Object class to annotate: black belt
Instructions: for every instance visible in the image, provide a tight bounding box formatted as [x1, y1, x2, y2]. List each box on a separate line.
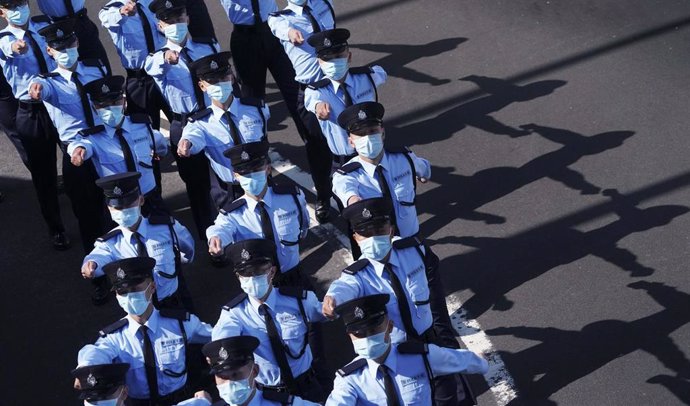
[332, 153, 358, 166]
[52, 8, 87, 21]
[18, 100, 43, 112]
[233, 21, 269, 33]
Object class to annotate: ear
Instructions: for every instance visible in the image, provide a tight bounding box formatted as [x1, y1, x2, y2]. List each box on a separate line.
[138, 195, 145, 206]
[0, 9, 7, 19]
[348, 134, 356, 148]
[198, 80, 207, 92]
[46, 46, 55, 57]
[347, 51, 352, 63]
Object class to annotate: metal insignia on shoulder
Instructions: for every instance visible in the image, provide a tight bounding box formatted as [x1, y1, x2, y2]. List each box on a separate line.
[101, 84, 110, 93]
[86, 373, 97, 387]
[218, 346, 228, 361]
[210, 60, 218, 70]
[116, 267, 126, 280]
[241, 249, 251, 261]
[113, 186, 122, 196]
[165, 0, 173, 8]
[358, 110, 367, 120]
[241, 151, 250, 161]
[354, 306, 364, 319]
[56, 29, 64, 38]
[323, 38, 331, 47]
[362, 208, 372, 219]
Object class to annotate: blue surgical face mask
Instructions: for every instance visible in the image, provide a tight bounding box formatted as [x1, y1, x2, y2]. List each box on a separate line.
[116, 284, 152, 316]
[237, 171, 268, 196]
[217, 377, 254, 405]
[206, 81, 233, 104]
[288, 0, 307, 5]
[353, 132, 384, 159]
[55, 46, 79, 68]
[239, 273, 271, 299]
[320, 57, 349, 80]
[163, 22, 188, 44]
[110, 206, 141, 228]
[6, 4, 30, 26]
[97, 105, 125, 128]
[358, 234, 392, 261]
[352, 331, 390, 359]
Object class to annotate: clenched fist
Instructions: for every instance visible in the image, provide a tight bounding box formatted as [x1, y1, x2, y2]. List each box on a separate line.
[165, 50, 180, 65]
[322, 295, 337, 319]
[315, 102, 331, 120]
[208, 236, 223, 256]
[288, 28, 304, 45]
[177, 139, 192, 157]
[29, 82, 43, 100]
[12, 39, 28, 55]
[81, 261, 97, 279]
[71, 147, 86, 166]
[120, 2, 137, 16]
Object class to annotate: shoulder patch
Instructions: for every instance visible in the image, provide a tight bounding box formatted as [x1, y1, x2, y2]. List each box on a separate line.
[159, 308, 191, 321]
[336, 162, 362, 175]
[337, 358, 367, 377]
[392, 236, 423, 250]
[396, 341, 429, 355]
[349, 66, 374, 75]
[187, 107, 212, 123]
[271, 183, 299, 196]
[222, 198, 247, 213]
[148, 214, 175, 226]
[238, 96, 264, 108]
[343, 259, 370, 275]
[262, 387, 294, 404]
[385, 145, 412, 154]
[307, 78, 331, 90]
[0, 32, 12, 40]
[102, 2, 125, 10]
[97, 229, 123, 242]
[98, 318, 127, 338]
[128, 113, 151, 124]
[278, 287, 308, 299]
[268, 9, 294, 17]
[222, 292, 248, 311]
[38, 72, 60, 79]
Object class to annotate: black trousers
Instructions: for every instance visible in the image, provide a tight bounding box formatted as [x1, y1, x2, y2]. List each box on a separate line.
[14, 102, 65, 235]
[208, 166, 243, 211]
[125, 73, 173, 130]
[186, 0, 217, 40]
[297, 86, 334, 202]
[0, 96, 29, 169]
[70, 11, 112, 73]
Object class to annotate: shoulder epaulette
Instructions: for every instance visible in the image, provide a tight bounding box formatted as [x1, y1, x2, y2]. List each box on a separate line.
[98, 318, 127, 338]
[239, 96, 264, 108]
[148, 214, 175, 226]
[128, 113, 151, 124]
[392, 236, 423, 250]
[349, 66, 374, 75]
[187, 107, 212, 123]
[278, 287, 308, 299]
[271, 183, 299, 195]
[153, 47, 169, 56]
[101, 2, 124, 10]
[269, 9, 294, 17]
[0, 32, 12, 39]
[160, 308, 191, 321]
[96, 229, 123, 242]
[262, 387, 294, 404]
[337, 358, 367, 377]
[222, 198, 247, 214]
[336, 161, 362, 175]
[222, 292, 248, 310]
[397, 341, 429, 355]
[80, 58, 106, 68]
[307, 78, 330, 90]
[38, 72, 60, 79]
[30, 15, 52, 24]
[78, 125, 106, 137]
[343, 259, 370, 275]
[385, 145, 412, 154]
[192, 36, 216, 45]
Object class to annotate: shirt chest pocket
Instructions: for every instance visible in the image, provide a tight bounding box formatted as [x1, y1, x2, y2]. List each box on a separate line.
[157, 337, 185, 367]
[404, 266, 431, 317]
[131, 135, 154, 167]
[276, 211, 300, 247]
[393, 180, 415, 218]
[399, 374, 429, 405]
[278, 317, 307, 355]
[151, 240, 177, 278]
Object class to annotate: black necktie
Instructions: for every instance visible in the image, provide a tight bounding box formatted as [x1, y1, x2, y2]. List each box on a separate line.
[139, 325, 160, 401]
[257, 201, 275, 242]
[72, 72, 95, 127]
[341, 83, 353, 107]
[259, 304, 297, 390]
[62, 0, 75, 15]
[133, 232, 149, 257]
[379, 364, 400, 406]
[223, 111, 242, 145]
[250, 0, 262, 25]
[136, 2, 156, 53]
[115, 127, 137, 172]
[385, 264, 418, 340]
[375, 165, 397, 229]
[302, 5, 321, 33]
[24, 31, 49, 74]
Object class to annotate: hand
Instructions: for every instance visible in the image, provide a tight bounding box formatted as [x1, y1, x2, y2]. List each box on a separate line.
[120, 2, 137, 16]
[322, 295, 337, 319]
[177, 139, 192, 157]
[29, 82, 43, 100]
[315, 102, 331, 120]
[347, 195, 362, 206]
[194, 391, 213, 403]
[81, 261, 97, 279]
[288, 28, 304, 45]
[416, 176, 428, 184]
[208, 236, 223, 256]
[71, 147, 86, 166]
[164, 50, 180, 65]
[12, 39, 28, 55]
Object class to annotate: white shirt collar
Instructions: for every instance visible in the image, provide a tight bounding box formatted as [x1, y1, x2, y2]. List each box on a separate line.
[244, 187, 275, 212]
[247, 286, 277, 312]
[365, 345, 398, 382]
[126, 308, 160, 336]
[119, 216, 149, 242]
[329, 72, 352, 93]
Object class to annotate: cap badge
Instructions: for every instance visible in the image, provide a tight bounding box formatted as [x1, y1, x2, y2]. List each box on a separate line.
[56, 29, 64, 38]
[165, 0, 173, 8]
[241, 151, 250, 161]
[241, 249, 251, 261]
[218, 346, 228, 361]
[210, 60, 219, 70]
[323, 37, 331, 47]
[113, 186, 123, 196]
[101, 84, 110, 93]
[362, 208, 372, 219]
[354, 306, 364, 320]
[358, 110, 367, 120]
[116, 267, 126, 280]
[86, 373, 97, 387]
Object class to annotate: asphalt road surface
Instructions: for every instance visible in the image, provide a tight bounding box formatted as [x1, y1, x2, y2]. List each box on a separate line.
[2, 0, 690, 405]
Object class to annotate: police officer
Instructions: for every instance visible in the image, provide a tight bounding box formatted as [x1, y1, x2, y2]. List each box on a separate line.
[0, 0, 69, 249]
[206, 140, 310, 288]
[30, 19, 111, 253]
[78, 257, 213, 406]
[70, 75, 169, 215]
[36, 0, 111, 73]
[99, 0, 170, 129]
[82, 172, 195, 309]
[179, 51, 269, 210]
[145, 0, 220, 240]
[327, 294, 488, 406]
[266, 0, 336, 223]
[304, 29, 387, 168]
[72, 362, 130, 405]
[203, 335, 321, 406]
[212, 239, 329, 403]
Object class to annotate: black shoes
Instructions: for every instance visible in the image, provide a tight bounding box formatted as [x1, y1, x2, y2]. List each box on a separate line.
[315, 199, 331, 224]
[52, 232, 71, 251]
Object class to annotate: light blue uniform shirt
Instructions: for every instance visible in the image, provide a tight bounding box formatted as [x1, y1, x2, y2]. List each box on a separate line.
[326, 343, 489, 406]
[30, 64, 107, 143]
[145, 39, 219, 114]
[267, 0, 335, 84]
[0, 22, 55, 100]
[36, 0, 85, 17]
[332, 150, 431, 238]
[99, 0, 166, 70]
[206, 187, 309, 273]
[220, 0, 278, 25]
[84, 217, 195, 300]
[304, 66, 387, 156]
[212, 288, 328, 387]
[67, 116, 169, 195]
[326, 239, 432, 344]
[77, 309, 213, 399]
[181, 101, 269, 183]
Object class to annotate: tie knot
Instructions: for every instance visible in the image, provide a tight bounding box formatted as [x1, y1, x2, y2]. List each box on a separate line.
[259, 303, 270, 315]
[138, 324, 149, 334]
[379, 364, 391, 374]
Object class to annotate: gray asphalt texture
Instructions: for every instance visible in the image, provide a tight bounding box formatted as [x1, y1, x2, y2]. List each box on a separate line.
[2, 0, 690, 405]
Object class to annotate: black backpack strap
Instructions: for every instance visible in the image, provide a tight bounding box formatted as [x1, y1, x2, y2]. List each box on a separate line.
[96, 228, 122, 242]
[307, 78, 330, 90]
[337, 358, 367, 377]
[343, 259, 370, 275]
[336, 161, 362, 175]
[222, 292, 248, 311]
[98, 318, 127, 338]
[386, 146, 417, 197]
[349, 66, 378, 101]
